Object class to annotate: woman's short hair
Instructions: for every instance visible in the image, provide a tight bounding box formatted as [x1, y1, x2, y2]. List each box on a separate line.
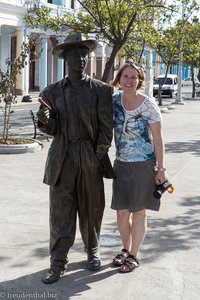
[110, 62, 145, 90]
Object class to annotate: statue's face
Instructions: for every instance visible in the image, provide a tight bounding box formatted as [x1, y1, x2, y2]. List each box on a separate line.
[64, 46, 89, 72]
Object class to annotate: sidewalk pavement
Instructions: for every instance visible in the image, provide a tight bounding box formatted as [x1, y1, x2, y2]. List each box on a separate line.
[0, 99, 200, 300]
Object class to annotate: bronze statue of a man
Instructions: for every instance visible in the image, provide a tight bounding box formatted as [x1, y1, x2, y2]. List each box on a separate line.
[37, 33, 115, 284]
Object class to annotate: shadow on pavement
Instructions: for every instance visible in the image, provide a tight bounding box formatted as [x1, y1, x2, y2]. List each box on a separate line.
[0, 262, 117, 300]
[165, 140, 200, 157]
[142, 195, 200, 263]
[0, 195, 199, 299]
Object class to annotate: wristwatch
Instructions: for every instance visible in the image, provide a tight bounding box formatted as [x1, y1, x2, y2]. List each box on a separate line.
[157, 167, 166, 171]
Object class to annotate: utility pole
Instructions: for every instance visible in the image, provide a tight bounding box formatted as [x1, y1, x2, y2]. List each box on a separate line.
[145, 48, 153, 99]
[173, 38, 185, 104]
[173, 3, 185, 105]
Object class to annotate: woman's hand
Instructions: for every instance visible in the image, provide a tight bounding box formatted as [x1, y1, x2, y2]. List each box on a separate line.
[155, 169, 168, 184]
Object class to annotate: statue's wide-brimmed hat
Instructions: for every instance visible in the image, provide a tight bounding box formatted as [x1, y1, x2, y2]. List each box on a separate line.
[52, 33, 98, 59]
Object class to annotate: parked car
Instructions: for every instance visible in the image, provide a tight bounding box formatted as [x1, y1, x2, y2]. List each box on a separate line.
[153, 74, 178, 98]
[181, 77, 200, 87]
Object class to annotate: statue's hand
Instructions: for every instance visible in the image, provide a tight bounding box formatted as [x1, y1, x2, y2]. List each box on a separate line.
[37, 107, 50, 125]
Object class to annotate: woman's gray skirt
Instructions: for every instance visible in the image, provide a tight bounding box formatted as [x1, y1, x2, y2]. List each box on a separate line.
[111, 159, 160, 212]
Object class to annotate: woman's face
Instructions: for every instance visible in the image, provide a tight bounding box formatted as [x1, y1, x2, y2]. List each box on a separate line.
[119, 66, 140, 94]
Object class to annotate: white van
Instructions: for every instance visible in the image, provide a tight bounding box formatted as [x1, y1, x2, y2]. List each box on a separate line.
[153, 74, 178, 98]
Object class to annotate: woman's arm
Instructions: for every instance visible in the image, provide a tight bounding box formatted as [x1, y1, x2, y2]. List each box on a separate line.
[150, 121, 168, 184]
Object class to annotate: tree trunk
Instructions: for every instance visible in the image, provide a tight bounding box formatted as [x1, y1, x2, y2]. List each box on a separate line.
[3, 100, 12, 142]
[158, 83, 163, 106]
[191, 65, 195, 98]
[158, 64, 171, 106]
[101, 44, 122, 83]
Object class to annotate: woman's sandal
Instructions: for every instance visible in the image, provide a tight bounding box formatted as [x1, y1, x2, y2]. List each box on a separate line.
[113, 248, 129, 266]
[119, 254, 140, 273]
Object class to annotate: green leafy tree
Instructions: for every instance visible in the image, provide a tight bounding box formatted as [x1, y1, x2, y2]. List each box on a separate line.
[144, 0, 200, 104]
[115, 4, 179, 104]
[182, 18, 200, 97]
[104, 0, 199, 105]
[150, 25, 182, 105]
[0, 35, 42, 143]
[25, 0, 171, 82]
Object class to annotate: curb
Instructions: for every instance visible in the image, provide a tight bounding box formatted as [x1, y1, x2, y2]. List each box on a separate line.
[0, 141, 41, 154]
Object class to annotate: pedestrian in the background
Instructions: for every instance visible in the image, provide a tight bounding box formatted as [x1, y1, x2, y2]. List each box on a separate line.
[37, 33, 115, 284]
[110, 62, 168, 272]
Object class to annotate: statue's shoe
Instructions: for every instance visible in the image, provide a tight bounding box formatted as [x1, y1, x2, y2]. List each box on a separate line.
[42, 269, 64, 284]
[86, 253, 101, 271]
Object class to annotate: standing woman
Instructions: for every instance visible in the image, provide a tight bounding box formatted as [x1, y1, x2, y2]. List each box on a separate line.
[110, 62, 168, 273]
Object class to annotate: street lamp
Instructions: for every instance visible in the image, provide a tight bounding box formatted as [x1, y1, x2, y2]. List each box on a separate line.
[173, 38, 185, 105]
[173, 2, 185, 105]
[144, 47, 154, 99]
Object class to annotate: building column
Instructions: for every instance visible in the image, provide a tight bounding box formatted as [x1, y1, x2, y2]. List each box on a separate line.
[1, 26, 11, 71]
[113, 56, 125, 79]
[23, 28, 30, 95]
[101, 45, 107, 77]
[90, 51, 97, 77]
[57, 58, 64, 81]
[39, 38, 48, 91]
[16, 27, 25, 95]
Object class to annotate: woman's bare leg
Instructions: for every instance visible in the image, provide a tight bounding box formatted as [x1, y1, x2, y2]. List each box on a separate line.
[119, 209, 147, 272]
[117, 209, 132, 251]
[130, 209, 147, 257]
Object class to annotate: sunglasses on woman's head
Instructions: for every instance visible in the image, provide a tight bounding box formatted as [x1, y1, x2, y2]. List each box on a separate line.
[125, 61, 144, 70]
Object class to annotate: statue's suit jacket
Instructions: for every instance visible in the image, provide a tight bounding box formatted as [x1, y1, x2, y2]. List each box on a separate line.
[38, 75, 116, 186]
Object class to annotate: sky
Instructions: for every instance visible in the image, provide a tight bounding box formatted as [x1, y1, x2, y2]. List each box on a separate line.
[166, 0, 200, 21]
